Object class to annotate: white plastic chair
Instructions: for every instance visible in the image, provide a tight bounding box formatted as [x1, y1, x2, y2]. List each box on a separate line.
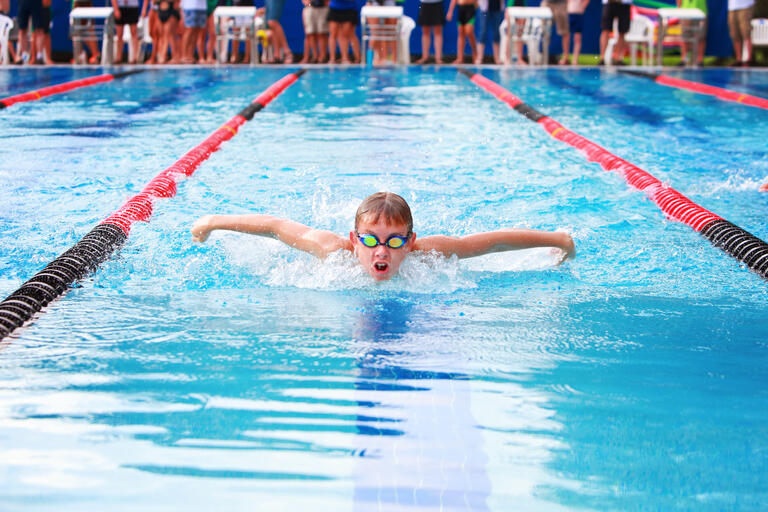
[500, 17, 545, 65]
[605, 15, 655, 66]
[0, 14, 13, 66]
[753, 19, 768, 48]
[399, 15, 414, 64]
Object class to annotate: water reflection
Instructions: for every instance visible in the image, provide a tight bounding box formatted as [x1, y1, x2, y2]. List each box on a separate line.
[352, 297, 491, 511]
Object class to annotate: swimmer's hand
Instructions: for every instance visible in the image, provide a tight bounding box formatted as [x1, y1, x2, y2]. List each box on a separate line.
[191, 215, 214, 243]
[551, 233, 575, 265]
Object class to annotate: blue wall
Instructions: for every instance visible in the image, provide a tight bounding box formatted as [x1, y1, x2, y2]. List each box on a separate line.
[23, 0, 733, 59]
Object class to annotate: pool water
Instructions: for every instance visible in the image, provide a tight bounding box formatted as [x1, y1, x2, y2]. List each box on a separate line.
[1, 66, 768, 511]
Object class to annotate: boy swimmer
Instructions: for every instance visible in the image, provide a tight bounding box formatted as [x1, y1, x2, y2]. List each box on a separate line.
[191, 191, 575, 281]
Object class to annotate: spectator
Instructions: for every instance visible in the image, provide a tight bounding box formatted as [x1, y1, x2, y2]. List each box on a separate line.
[415, 0, 445, 63]
[300, 0, 328, 63]
[327, 0, 360, 63]
[447, 0, 477, 64]
[39, 0, 53, 63]
[566, 0, 588, 65]
[180, 0, 207, 62]
[598, 0, 632, 65]
[474, 0, 503, 64]
[111, 0, 141, 63]
[266, 0, 293, 62]
[15, 0, 45, 63]
[141, 0, 161, 62]
[542, 0, 569, 64]
[678, 0, 706, 66]
[728, 0, 754, 65]
[155, 0, 181, 63]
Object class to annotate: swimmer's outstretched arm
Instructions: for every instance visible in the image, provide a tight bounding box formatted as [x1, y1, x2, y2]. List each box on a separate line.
[415, 229, 575, 263]
[191, 214, 351, 258]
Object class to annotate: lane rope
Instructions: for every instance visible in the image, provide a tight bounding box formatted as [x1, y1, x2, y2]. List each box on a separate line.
[620, 70, 768, 110]
[459, 69, 768, 280]
[0, 70, 306, 341]
[0, 70, 145, 110]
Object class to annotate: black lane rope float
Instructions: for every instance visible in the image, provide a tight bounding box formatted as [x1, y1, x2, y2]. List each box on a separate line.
[459, 69, 768, 280]
[0, 70, 144, 110]
[619, 70, 768, 110]
[0, 70, 306, 341]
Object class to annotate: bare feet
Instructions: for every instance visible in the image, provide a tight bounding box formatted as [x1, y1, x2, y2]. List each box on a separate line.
[451, 58, 462, 64]
[283, 52, 294, 64]
[415, 56, 428, 64]
[558, 57, 568, 65]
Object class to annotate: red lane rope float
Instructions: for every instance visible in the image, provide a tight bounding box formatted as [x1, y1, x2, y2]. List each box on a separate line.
[460, 69, 768, 280]
[0, 70, 144, 110]
[0, 70, 306, 341]
[621, 70, 768, 110]
[102, 70, 304, 235]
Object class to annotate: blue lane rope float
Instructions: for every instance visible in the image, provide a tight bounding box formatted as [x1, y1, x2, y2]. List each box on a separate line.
[459, 69, 768, 281]
[0, 70, 306, 341]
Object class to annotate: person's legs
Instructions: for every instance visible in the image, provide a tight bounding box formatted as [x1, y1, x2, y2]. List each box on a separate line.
[205, 14, 215, 63]
[129, 23, 139, 63]
[328, 20, 339, 63]
[490, 9, 501, 63]
[572, 32, 581, 65]
[300, 7, 311, 63]
[434, 24, 443, 62]
[738, 7, 753, 63]
[453, 25, 465, 64]
[337, 21, 349, 63]
[467, 23, 477, 62]
[475, 10, 486, 64]
[115, 24, 125, 62]
[348, 20, 359, 62]
[417, 25, 431, 63]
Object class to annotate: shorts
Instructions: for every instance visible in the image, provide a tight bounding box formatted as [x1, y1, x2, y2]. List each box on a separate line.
[266, 0, 286, 21]
[17, 0, 44, 32]
[541, 0, 568, 35]
[601, 2, 630, 33]
[303, 5, 329, 33]
[728, 6, 753, 43]
[418, 1, 444, 26]
[475, 8, 503, 44]
[158, 5, 180, 22]
[512, 0, 525, 6]
[457, 4, 475, 25]
[183, 8, 206, 27]
[116, 6, 140, 25]
[371, 0, 395, 5]
[568, 12, 583, 33]
[327, 7, 358, 24]
[38, 6, 50, 32]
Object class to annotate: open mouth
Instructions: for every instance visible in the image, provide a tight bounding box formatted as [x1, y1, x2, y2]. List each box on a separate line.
[373, 262, 389, 273]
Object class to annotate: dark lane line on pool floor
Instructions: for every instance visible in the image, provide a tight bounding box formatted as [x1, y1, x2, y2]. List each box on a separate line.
[460, 69, 768, 282]
[0, 70, 145, 110]
[0, 70, 307, 342]
[619, 70, 768, 110]
[4, 74, 222, 139]
[0, 69, 77, 97]
[543, 72, 709, 134]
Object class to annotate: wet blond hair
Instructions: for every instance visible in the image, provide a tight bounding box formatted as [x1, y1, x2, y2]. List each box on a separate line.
[355, 192, 413, 233]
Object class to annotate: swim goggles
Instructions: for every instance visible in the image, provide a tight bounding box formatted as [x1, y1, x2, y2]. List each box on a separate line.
[356, 232, 411, 249]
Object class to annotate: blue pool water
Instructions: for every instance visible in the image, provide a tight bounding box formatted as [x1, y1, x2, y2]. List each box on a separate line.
[1, 66, 768, 511]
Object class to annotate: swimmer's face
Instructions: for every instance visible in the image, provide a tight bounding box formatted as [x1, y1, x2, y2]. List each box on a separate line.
[350, 218, 416, 281]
